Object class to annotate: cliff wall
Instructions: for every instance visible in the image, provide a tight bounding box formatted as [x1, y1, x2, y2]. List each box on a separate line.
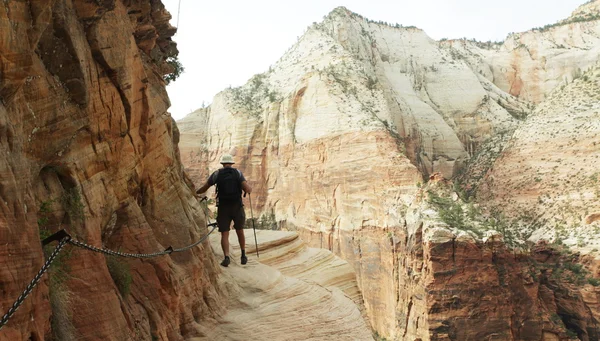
[178, 2, 600, 339]
[0, 1, 222, 340]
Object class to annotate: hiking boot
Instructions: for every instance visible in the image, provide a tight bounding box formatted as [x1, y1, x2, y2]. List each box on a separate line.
[221, 256, 230, 267]
[241, 255, 248, 265]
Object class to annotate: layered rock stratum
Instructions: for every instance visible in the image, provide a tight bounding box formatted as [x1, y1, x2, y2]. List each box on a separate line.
[0, 1, 223, 340]
[179, 1, 600, 339]
[2, 0, 599, 340]
[191, 229, 372, 340]
[476, 63, 600, 250]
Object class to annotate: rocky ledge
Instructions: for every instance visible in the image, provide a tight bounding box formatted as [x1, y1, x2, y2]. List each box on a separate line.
[195, 229, 373, 340]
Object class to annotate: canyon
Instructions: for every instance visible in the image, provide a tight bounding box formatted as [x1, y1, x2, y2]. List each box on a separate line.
[0, 0, 599, 340]
[191, 229, 372, 340]
[179, 1, 600, 340]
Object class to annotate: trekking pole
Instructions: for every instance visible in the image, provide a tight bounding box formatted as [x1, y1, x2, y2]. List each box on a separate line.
[248, 193, 259, 258]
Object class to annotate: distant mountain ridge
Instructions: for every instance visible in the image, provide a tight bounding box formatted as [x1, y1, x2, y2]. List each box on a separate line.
[178, 2, 600, 339]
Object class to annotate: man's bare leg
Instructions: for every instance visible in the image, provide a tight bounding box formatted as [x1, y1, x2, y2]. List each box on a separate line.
[221, 231, 230, 256]
[235, 228, 245, 250]
[236, 229, 247, 264]
[220, 231, 230, 267]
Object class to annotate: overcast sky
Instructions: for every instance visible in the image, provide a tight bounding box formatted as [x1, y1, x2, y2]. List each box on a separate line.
[161, 0, 588, 120]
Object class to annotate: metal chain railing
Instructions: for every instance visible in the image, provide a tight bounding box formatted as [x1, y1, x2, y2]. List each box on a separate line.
[171, 226, 217, 252]
[0, 200, 217, 331]
[66, 223, 217, 257]
[68, 238, 175, 258]
[0, 236, 70, 330]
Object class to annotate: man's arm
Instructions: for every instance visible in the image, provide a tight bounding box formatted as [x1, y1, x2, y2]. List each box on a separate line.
[196, 171, 218, 196]
[196, 180, 212, 196]
[241, 180, 252, 194]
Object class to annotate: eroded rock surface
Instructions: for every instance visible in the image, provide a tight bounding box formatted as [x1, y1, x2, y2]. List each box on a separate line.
[475, 62, 600, 248]
[0, 1, 221, 340]
[192, 229, 372, 341]
[394, 177, 600, 341]
[179, 1, 600, 340]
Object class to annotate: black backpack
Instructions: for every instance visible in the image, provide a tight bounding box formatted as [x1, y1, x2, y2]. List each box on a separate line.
[216, 168, 242, 204]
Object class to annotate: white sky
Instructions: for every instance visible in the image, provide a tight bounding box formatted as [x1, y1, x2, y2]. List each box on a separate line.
[161, 0, 588, 120]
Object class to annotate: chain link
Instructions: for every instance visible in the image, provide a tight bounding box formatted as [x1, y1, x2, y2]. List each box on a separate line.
[172, 225, 218, 252]
[0, 224, 217, 330]
[67, 223, 217, 257]
[1, 199, 217, 331]
[0, 236, 70, 331]
[67, 239, 174, 258]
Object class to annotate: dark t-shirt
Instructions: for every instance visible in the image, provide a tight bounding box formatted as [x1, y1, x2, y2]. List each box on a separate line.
[207, 168, 246, 186]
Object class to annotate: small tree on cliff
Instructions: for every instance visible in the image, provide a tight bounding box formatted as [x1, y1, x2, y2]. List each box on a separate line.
[164, 56, 184, 84]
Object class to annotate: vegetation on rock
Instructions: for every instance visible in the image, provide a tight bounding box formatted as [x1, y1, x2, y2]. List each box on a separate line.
[105, 255, 133, 298]
[164, 56, 184, 84]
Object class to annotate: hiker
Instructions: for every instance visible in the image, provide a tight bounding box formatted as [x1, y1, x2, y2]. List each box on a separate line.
[196, 154, 252, 267]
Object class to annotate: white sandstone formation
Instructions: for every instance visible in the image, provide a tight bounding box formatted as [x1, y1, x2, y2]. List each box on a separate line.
[179, 2, 600, 339]
[190, 230, 372, 341]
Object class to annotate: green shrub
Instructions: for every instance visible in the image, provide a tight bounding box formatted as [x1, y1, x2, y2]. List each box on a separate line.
[164, 56, 184, 84]
[564, 262, 584, 274]
[427, 190, 481, 236]
[587, 277, 600, 286]
[550, 313, 562, 325]
[366, 76, 378, 90]
[61, 188, 84, 221]
[228, 72, 280, 118]
[106, 255, 132, 298]
[37, 199, 55, 228]
[247, 212, 278, 230]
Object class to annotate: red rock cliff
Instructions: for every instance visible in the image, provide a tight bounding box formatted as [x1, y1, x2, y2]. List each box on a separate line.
[0, 1, 221, 340]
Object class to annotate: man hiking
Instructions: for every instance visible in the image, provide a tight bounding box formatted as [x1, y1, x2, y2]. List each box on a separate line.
[196, 154, 252, 267]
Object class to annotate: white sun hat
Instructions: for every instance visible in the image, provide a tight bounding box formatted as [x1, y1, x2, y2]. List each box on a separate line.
[219, 154, 235, 164]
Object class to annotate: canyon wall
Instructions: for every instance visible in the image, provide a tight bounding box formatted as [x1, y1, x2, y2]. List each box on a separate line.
[447, 0, 600, 104]
[196, 230, 373, 340]
[0, 1, 222, 340]
[477, 61, 600, 251]
[179, 1, 600, 339]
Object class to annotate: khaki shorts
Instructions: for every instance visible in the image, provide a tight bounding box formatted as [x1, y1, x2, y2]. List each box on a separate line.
[216, 202, 245, 232]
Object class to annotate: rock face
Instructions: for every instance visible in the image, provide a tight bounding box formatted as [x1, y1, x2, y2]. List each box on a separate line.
[193, 229, 373, 341]
[477, 61, 600, 250]
[393, 177, 600, 341]
[179, 1, 600, 340]
[294, 175, 600, 341]
[0, 1, 221, 340]
[449, 0, 600, 104]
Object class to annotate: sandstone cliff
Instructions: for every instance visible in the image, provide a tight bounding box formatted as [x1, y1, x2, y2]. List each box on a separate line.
[456, 2, 600, 253]
[179, 1, 600, 340]
[393, 175, 600, 340]
[476, 61, 600, 251]
[445, 0, 600, 104]
[192, 229, 372, 340]
[0, 1, 222, 340]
